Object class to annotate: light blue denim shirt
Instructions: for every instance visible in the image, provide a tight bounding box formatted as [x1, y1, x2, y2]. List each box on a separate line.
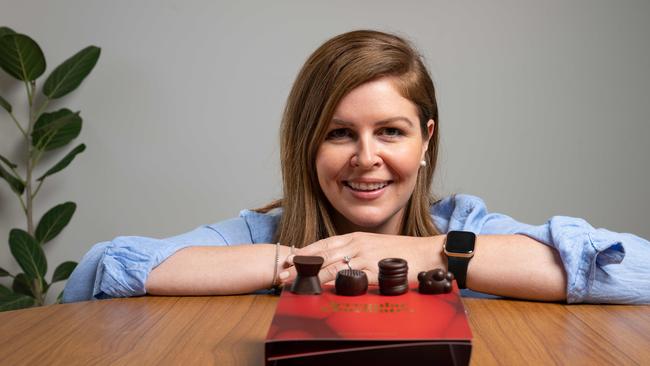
[63, 194, 650, 304]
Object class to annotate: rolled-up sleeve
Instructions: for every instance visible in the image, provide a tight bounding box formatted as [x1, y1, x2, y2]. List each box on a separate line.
[431, 194, 650, 304]
[63, 217, 253, 303]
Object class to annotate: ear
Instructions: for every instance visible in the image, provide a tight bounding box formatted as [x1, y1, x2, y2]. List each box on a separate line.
[421, 119, 435, 158]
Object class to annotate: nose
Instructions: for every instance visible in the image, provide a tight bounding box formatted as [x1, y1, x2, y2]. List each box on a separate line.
[350, 136, 381, 169]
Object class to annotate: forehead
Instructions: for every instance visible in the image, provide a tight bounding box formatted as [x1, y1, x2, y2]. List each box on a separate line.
[332, 77, 419, 123]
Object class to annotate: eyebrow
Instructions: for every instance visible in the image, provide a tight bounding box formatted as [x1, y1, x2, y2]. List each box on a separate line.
[331, 116, 414, 128]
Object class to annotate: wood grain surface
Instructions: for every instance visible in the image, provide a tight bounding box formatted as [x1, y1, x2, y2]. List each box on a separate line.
[1, 295, 648, 365]
[463, 298, 650, 365]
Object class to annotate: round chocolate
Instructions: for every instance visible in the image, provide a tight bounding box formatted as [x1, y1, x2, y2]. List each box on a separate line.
[432, 268, 446, 281]
[417, 268, 454, 295]
[335, 269, 368, 296]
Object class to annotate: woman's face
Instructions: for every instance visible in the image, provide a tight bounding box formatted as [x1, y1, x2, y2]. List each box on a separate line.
[316, 77, 434, 235]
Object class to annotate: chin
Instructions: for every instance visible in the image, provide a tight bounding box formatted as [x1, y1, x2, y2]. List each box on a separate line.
[350, 218, 385, 230]
[342, 208, 393, 231]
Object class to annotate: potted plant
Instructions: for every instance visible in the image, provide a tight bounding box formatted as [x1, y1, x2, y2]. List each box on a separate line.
[0, 26, 100, 311]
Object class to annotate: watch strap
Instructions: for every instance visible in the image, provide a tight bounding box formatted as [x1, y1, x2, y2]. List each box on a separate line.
[447, 255, 470, 289]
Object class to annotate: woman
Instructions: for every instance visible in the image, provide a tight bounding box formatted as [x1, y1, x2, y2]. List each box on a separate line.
[63, 30, 650, 304]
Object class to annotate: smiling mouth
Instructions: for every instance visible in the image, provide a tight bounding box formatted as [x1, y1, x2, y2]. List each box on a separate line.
[344, 181, 393, 191]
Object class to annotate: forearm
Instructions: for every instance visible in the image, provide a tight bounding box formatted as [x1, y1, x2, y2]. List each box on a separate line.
[146, 244, 290, 296]
[465, 234, 567, 301]
[422, 234, 567, 301]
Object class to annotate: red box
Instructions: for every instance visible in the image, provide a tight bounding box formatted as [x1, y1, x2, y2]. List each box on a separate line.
[265, 283, 472, 365]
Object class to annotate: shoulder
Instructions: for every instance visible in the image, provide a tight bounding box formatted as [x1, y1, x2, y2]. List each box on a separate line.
[429, 194, 491, 233]
[430, 194, 487, 216]
[227, 207, 282, 244]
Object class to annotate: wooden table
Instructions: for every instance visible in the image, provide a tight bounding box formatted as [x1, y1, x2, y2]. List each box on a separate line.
[1, 295, 649, 365]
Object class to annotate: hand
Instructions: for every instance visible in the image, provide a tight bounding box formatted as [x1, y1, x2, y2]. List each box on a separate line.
[278, 232, 446, 286]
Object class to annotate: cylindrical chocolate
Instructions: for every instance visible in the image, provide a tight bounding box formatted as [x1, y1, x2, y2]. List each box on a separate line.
[290, 255, 324, 295]
[381, 284, 410, 296]
[378, 258, 408, 296]
[335, 269, 368, 296]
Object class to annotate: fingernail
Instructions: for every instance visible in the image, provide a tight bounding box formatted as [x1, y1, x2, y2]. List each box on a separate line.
[279, 271, 289, 280]
[286, 255, 295, 264]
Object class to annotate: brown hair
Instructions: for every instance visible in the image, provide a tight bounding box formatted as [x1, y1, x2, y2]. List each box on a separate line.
[257, 30, 441, 247]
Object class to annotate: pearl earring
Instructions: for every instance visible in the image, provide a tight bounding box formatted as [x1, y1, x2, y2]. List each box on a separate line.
[420, 160, 427, 167]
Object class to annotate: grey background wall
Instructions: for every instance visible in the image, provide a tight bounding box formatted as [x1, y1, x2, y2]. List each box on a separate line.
[2, 0, 649, 302]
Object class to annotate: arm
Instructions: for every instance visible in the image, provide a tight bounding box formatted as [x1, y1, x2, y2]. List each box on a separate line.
[280, 232, 567, 301]
[146, 244, 292, 295]
[433, 194, 650, 304]
[63, 216, 276, 302]
[283, 194, 650, 304]
[465, 234, 566, 301]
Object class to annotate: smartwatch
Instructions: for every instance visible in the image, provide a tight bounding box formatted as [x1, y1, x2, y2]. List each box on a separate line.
[443, 231, 476, 289]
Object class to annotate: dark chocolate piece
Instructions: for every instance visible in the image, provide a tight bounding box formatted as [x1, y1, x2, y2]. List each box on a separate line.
[290, 255, 324, 295]
[417, 268, 454, 294]
[378, 258, 408, 296]
[335, 269, 368, 296]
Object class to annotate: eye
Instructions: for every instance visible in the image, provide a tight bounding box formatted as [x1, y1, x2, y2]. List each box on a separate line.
[381, 127, 404, 137]
[326, 128, 352, 140]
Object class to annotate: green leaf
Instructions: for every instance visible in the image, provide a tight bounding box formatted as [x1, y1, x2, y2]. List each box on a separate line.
[12, 273, 32, 296]
[0, 292, 35, 312]
[31, 108, 82, 151]
[43, 46, 100, 99]
[37, 144, 85, 181]
[35, 202, 76, 244]
[0, 284, 11, 296]
[0, 267, 11, 277]
[0, 94, 11, 113]
[0, 153, 18, 169]
[0, 163, 25, 194]
[0, 33, 46, 81]
[0, 27, 16, 38]
[52, 261, 77, 282]
[9, 229, 47, 280]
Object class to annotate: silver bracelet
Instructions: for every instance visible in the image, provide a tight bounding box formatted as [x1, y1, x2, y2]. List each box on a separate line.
[272, 242, 280, 287]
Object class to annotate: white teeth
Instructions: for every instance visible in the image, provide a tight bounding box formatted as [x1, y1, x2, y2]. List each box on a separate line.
[347, 181, 389, 191]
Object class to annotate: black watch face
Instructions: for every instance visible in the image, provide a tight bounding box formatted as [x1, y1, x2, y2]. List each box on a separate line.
[447, 231, 476, 252]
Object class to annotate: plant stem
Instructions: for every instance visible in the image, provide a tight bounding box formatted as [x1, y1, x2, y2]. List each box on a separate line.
[34, 98, 50, 123]
[33, 278, 44, 306]
[32, 178, 44, 199]
[23, 80, 32, 103]
[14, 189, 27, 215]
[25, 81, 35, 236]
[25, 150, 33, 234]
[9, 111, 27, 138]
[25, 81, 44, 305]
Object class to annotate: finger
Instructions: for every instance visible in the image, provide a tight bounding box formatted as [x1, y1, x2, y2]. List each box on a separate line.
[363, 269, 378, 285]
[318, 262, 346, 285]
[279, 259, 347, 286]
[296, 234, 353, 258]
[341, 257, 377, 285]
[280, 249, 370, 286]
[284, 254, 296, 266]
[297, 239, 361, 269]
[278, 265, 297, 285]
[279, 265, 376, 288]
[318, 257, 371, 284]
